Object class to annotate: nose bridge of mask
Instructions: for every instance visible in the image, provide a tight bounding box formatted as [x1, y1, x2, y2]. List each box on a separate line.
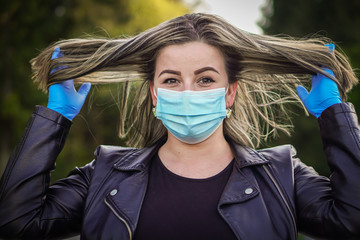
[156, 88, 227, 116]
[153, 85, 229, 99]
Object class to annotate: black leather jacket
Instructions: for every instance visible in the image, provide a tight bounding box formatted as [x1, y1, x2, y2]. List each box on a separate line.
[0, 103, 360, 240]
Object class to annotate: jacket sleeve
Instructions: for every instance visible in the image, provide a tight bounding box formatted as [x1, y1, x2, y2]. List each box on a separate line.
[0, 106, 93, 239]
[295, 103, 360, 239]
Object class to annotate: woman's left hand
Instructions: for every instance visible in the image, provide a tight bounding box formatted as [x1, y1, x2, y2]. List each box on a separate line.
[296, 44, 342, 118]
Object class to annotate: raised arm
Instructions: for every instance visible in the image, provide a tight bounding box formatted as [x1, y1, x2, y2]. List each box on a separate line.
[0, 48, 92, 239]
[295, 102, 360, 238]
[294, 44, 360, 238]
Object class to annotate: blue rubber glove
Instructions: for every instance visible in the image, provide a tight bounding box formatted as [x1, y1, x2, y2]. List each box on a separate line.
[47, 47, 91, 121]
[296, 44, 342, 118]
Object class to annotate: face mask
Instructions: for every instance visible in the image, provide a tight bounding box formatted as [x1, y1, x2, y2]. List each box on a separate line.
[154, 87, 227, 144]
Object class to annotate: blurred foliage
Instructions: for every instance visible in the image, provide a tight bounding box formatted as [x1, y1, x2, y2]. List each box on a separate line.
[259, 0, 360, 177]
[0, 0, 191, 181]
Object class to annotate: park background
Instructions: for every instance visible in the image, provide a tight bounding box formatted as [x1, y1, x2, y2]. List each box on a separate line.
[1, 0, 360, 239]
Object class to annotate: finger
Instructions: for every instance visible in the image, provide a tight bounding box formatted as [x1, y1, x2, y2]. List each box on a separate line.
[50, 47, 66, 74]
[315, 68, 336, 87]
[296, 85, 309, 103]
[51, 47, 62, 60]
[321, 67, 335, 77]
[311, 73, 321, 87]
[325, 43, 335, 53]
[78, 82, 91, 96]
[48, 83, 58, 92]
[61, 79, 74, 90]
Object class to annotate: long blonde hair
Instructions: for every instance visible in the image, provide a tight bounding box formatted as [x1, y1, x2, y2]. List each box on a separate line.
[31, 13, 358, 148]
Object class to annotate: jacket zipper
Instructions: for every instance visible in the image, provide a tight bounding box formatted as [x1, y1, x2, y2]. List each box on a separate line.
[262, 165, 297, 239]
[104, 198, 132, 240]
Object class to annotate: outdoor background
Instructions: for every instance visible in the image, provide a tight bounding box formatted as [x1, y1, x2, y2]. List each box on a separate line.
[1, 0, 359, 239]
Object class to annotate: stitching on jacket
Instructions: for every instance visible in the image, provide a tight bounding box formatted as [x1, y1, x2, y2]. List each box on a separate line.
[342, 104, 360, 152]
[83, 166, 114, 215]
[258, 148, 296, 215]
[84, 148, 138, 214]
[262, 164, 297, 239]
[0, 113, 36, 200]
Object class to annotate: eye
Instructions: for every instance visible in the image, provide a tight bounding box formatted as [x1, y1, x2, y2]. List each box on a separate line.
[163, 78, 179, 85]
[198, 77, 215, 85]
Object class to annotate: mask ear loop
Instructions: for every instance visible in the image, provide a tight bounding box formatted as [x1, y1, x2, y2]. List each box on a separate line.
[225, 85, 232, 118]
[152, 88, 158, 117]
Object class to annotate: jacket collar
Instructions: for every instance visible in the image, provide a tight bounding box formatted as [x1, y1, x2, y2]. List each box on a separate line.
[228, 140, 269, 169]
[113, 139, 165, 171]
[112, 139, 269, 172]
[108, 139, 270, 238]
[218, 140, 269, 205]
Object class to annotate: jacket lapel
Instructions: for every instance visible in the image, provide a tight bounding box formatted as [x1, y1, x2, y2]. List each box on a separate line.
[218, 141, 269, 207]
[104, 143, 161, 237]
[218, 142, 276, 239]
[104, 170, 149, 238]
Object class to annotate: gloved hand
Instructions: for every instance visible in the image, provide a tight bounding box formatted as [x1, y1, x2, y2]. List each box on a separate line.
[296, 44, 342, 118]
[47, 47, 91, 121]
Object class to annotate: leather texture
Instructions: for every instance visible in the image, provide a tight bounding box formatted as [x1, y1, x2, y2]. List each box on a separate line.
[0, 103, 359, 239]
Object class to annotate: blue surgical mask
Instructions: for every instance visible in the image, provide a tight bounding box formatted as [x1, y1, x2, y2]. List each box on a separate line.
[154, 87, 227, 144]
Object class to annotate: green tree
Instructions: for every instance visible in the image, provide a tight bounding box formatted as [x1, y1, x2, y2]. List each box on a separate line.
[0, 0, 192, 180]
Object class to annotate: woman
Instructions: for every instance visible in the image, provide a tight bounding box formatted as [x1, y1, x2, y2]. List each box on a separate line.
[0, 13, 359, 239]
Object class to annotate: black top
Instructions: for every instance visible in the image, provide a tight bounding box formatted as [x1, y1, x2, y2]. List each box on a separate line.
[134, 154, 237, 240]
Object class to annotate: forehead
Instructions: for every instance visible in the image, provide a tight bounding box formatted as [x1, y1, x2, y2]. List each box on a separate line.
[155, 42, 225, 70]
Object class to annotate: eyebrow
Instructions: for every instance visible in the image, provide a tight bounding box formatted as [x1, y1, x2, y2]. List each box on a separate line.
[158, 66, 220, 77]
[194, 67, 219, 75]
[158, 69, 181, 77]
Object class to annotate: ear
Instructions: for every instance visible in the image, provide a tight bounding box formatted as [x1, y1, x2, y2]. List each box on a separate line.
[226, 82, 237, 108]
[149, 81, 157, 106]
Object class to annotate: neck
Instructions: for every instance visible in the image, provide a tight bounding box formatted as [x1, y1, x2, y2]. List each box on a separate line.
[158, 126, 234, 178]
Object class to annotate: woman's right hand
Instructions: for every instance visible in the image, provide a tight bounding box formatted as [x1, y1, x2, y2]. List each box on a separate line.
[47, 47, 91, 121]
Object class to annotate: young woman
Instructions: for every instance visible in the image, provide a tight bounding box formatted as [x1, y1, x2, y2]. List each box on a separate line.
[0, 13, 359, 239]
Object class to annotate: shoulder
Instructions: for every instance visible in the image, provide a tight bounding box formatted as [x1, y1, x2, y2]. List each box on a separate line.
[256, 144, 320, 189]
[257, 144, 298, 169]
[94, 145, 137, 158]
[258, 144, 297, 159]
[93, 145, 138, 166]
[257, 145, 300, 190]
[257, 145, 318, 176]
[230, 140, 297, 170]
[93, 143, 159, 171]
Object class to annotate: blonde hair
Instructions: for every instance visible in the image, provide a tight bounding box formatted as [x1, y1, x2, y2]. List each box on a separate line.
[31, 13, 358, 148]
